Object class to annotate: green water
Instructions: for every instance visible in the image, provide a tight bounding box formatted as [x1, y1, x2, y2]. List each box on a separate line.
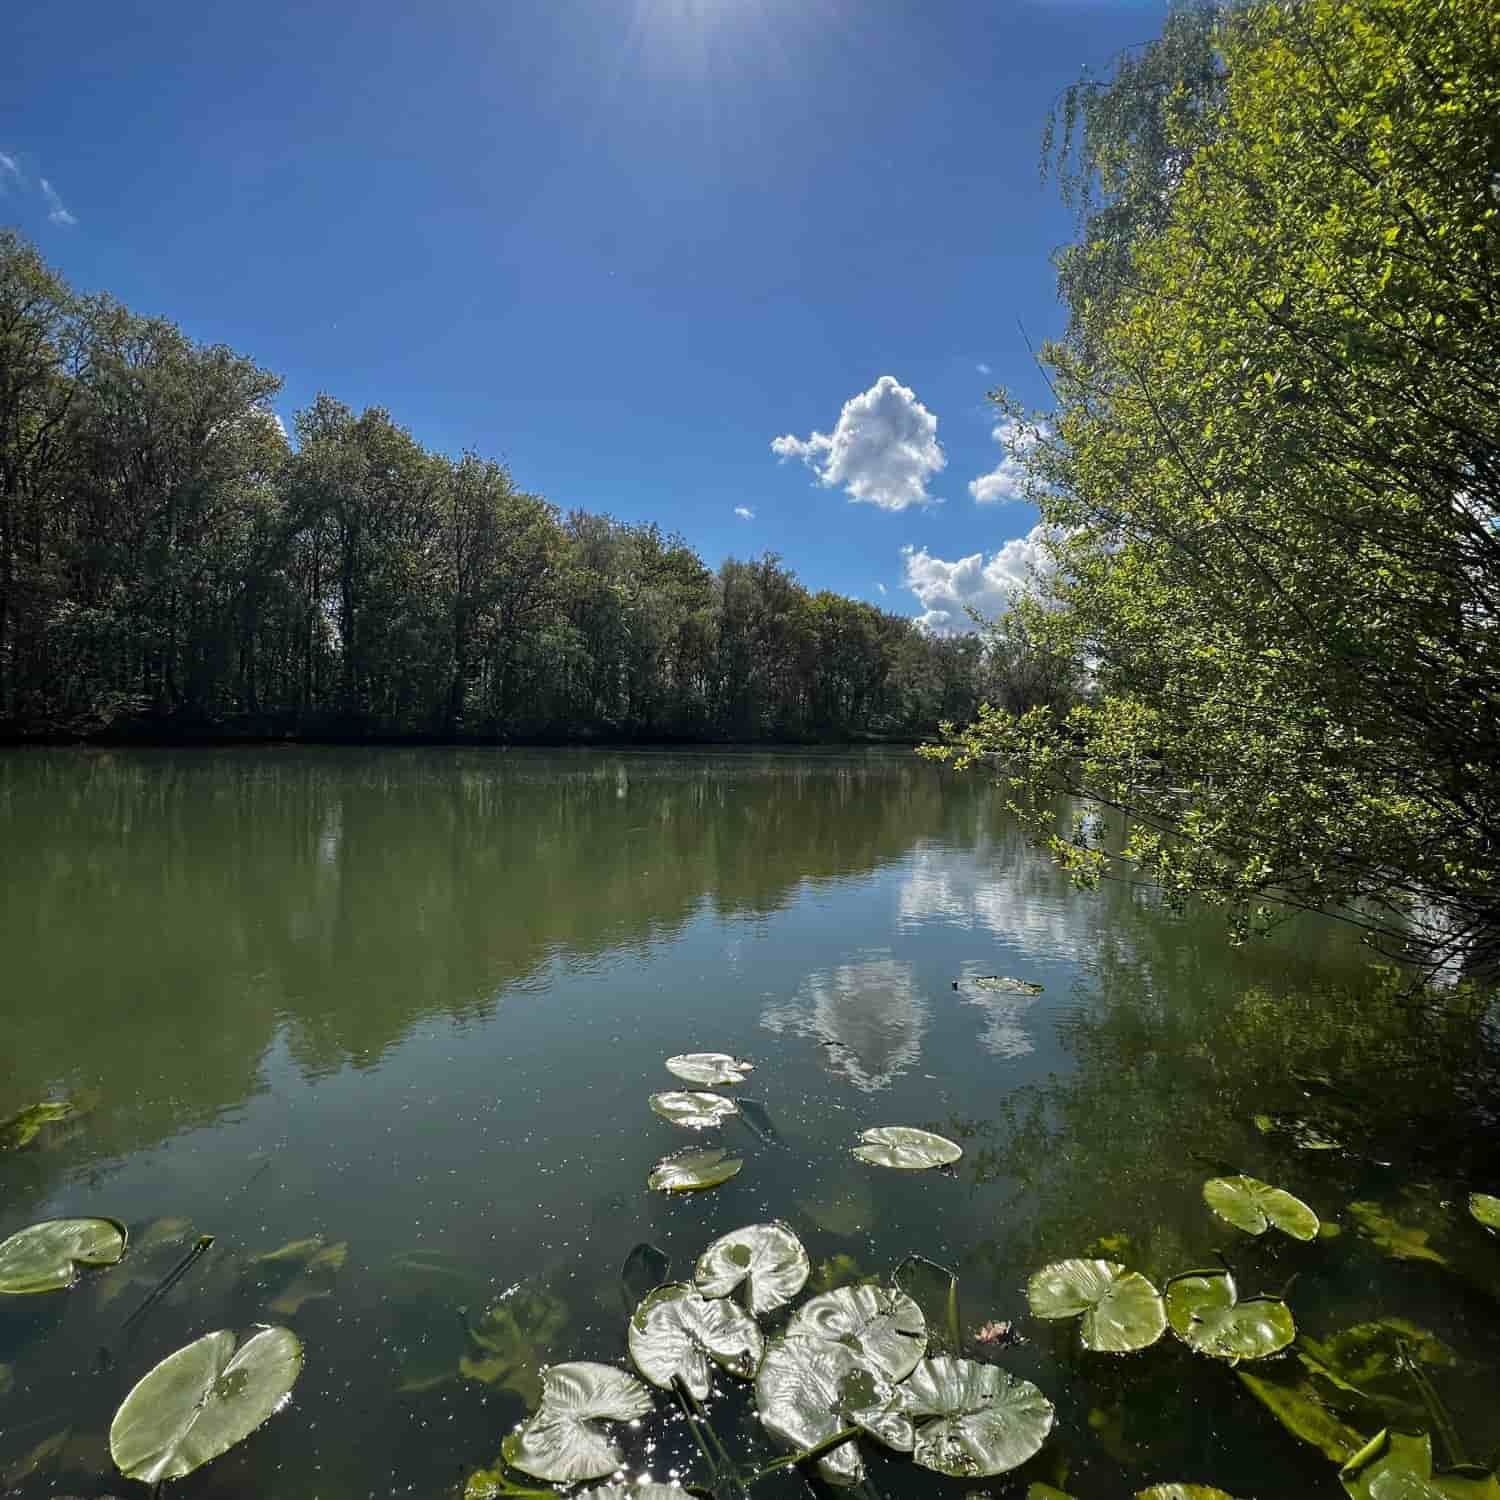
[1, 748, 1497, 1499]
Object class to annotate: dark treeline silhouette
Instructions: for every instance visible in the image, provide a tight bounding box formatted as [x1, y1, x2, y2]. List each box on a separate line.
[0, 231, 1021, 744]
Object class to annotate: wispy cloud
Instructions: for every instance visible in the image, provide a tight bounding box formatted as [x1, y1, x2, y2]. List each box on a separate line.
[734, 505, 755, 520]
[901, 526, 1057, 634]
[969, 418, 1042, 505]
[876, 582, 888, 595]
[771, 375, 946, 512]
[40, 178, 76, 226]
[976, 362, 992, 376]
[0, 153, 21, 191]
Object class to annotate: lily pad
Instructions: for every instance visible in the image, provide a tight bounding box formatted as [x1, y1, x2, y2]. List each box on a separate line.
[852, 1126, 962, 1170]
[0, 1100, 76, 1152]
[1340, 1428, 1500, 1500]
[1164, 1270, 1295, 1363]
[1203, 1175, 1319, 1241]
[695, 1222, 809, 1315]
[1469, 1193, 1500, 1233]
[649, 1091, 739, 1130]
[972, 976, 1044, 996]
[900, 1355, 1055, 1478]
[579, 1488, 690, 1500]
[628, 1282, 764, 1398]
[647, 1147, 744, 1193]
[1026, 1259, 1166, 1353]
[1136, 1488, 1242, 1499]
[108, 1326, 303, 1483]
[787, 1284, 928, 1382]
[664, 1053, 753, 1087]
[0, 1218, 127, 1295]
[505, 1362, 654, 1484]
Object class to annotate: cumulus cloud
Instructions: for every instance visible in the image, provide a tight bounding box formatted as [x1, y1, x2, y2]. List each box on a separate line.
[901, 525, 1056, 633]
[39, 178, 75, 226]
[969, 418, 1041, 505]
[771, 375, 945, 511]
[734, 505, 754, 520]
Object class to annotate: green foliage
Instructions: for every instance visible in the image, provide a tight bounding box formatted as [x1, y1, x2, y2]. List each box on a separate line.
[934, 0, 1500, 969]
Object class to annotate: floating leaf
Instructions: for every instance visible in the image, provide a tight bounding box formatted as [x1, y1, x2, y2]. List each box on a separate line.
[755, 1334, 904, 1486]
[579, 1487, 690, 1500]
[1136, 1488, 1242, 1499]
[1469, 1193, 1500, 1233]
[649, 1090, 739, 1130]
[504, 1362, 654, 1484]
[0, 1100, 75, 1152]
[788, 1284, 927, 1382]
[647, 1147, 743, 1193]
[851, 1126, 962, 1171]
[972, 976, 1044, 996]
[1339, 1428, 1500, 1500]
[460, 1285, 569, 1404]
[108, 1326, 303, 1483]
[900, 1355, 1055, 1478]
[1163, 1270, 1294, 1363]
[695, 1222, 809, 1315]
[1236, 1369, 1367, 1462]
[1027, 1259, 1166, 1353]
[1348, 1201, 1448, 1265]
[664, 1053, 753, 1087]
[1254, 1111, 1346, 1153]
[628, 1283, 764, 1398]
[1203, 1176, 1319, 1241]
[0, 1218, 127, 1295]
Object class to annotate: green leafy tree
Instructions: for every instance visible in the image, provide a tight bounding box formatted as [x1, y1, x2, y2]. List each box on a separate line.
[935, 0, 1500, 970]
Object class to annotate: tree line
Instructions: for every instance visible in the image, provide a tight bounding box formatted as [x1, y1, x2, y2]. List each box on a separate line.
[934, 0, 1500, 971]
[0, 235, 1049, 743]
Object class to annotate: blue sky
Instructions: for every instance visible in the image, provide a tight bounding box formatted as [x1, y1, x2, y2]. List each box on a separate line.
[3, 0, 1163, 629]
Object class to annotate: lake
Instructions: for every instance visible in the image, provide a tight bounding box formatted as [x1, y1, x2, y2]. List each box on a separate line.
[1, 747, 1497, 1499]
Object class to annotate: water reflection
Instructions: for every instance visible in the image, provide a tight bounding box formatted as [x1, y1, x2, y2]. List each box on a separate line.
[761, 956, 928, 1092]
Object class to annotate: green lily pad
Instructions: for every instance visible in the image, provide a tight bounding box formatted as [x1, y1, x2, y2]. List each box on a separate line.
[649, 1091, 738, 1130]
[695, 1222, 809, 1315]
[580, 1488, 690, 1500]
[460, 1285, 569, 1404]
[108, 1326, 303, 1483]
[505, 1362, 654, 1484]
[0, 1218, 127, 1294]
[899, 1355, 1055, 1478]
[1163, 1270, 1295, 1363]
[1469, 1193, 1500, 1233]
[1136, 1488, 1242, 1499]
[1340, 1428, 1500, 1500]
[755, 1334, 903, 1486]
[664, 1053, 753, 1087]
[972, 976, 1044, 996]
[628, 1282, 764, 1398]
[0, 1100, 76, 1152]
[852, 1126, 962, 1170]
[1026, 1259, 1166, 1353]
[647, 1146, 743, 1193]
[787, 1284, 928, 1382]
[1203, 1175, 1319, 1241]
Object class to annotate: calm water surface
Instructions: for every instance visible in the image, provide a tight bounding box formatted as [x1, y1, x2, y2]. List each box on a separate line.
[1, 749, 1498, 1499]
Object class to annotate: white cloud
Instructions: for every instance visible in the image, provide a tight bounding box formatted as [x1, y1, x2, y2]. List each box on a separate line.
[969, 418, 1041, 505]
[733, 505, 755, 520]
[771, 374, 945, 511]
[40, 177, 75, 226]
[976, 362, 992, 376]
[901, 525, 1056, 633]
[876, 582, 887, 596]
[0, 153, 20, 190]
